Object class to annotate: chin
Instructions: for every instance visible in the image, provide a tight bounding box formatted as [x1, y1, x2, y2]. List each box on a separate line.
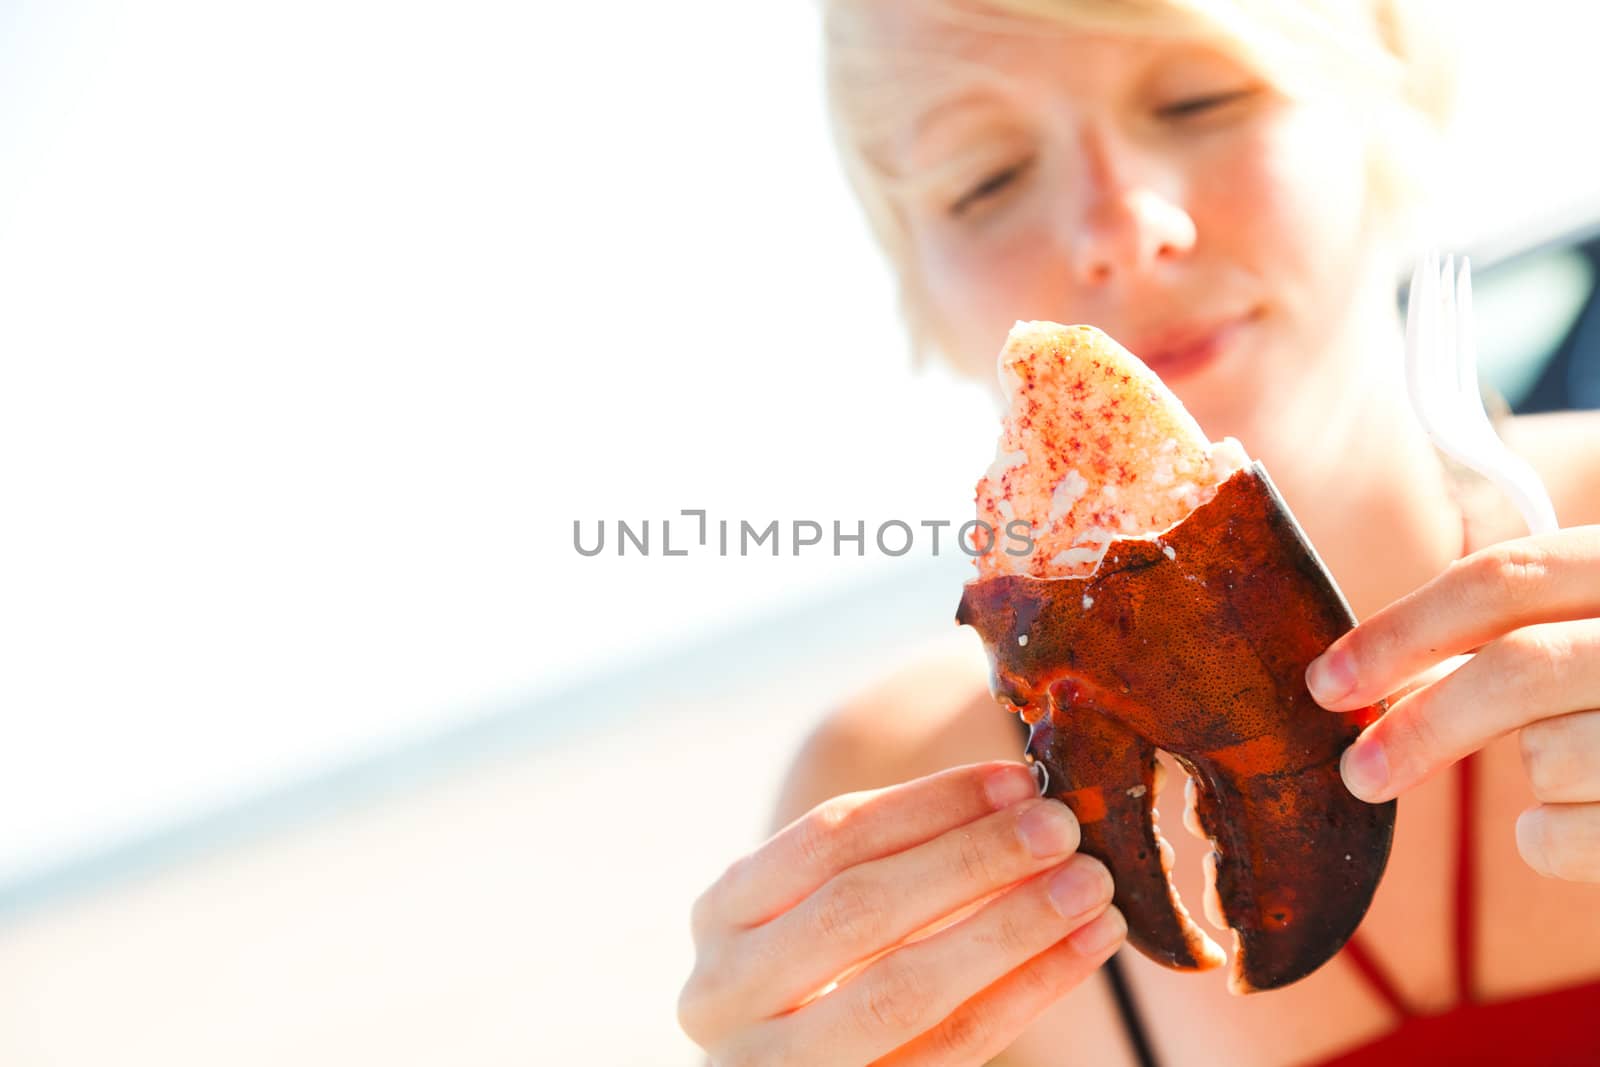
[1172, 327, 1332, 445]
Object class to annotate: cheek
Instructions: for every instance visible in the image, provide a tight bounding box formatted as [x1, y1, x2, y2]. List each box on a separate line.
[915, 223, 1071, 379]
[1169, 108, 1380, 443]
[1193, 104, 1373, 326]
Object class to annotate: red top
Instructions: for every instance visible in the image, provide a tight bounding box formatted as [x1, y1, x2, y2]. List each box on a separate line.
[1310, 752, 1600, 1067]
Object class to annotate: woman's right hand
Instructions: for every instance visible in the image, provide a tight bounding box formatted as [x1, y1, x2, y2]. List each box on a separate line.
[677, 761, 1126, 1066]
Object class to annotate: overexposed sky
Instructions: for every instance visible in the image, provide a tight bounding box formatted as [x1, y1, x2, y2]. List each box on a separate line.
[0, 0, 998, 886]
[1, 1, 1596, 887]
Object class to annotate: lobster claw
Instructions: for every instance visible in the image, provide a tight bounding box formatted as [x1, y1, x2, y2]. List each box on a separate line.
[957, 464, 1395, 993]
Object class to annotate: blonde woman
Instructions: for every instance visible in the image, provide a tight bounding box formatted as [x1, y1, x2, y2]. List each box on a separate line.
[679, 2, 1600, 1064]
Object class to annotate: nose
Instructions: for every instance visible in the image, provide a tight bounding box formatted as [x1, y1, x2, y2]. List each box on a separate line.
[1060, 127, 1197, 286]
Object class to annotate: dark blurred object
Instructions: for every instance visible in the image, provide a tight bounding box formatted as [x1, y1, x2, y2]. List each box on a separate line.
[1471, 215, 1600, 414]
[1511, 230, 1600, 412]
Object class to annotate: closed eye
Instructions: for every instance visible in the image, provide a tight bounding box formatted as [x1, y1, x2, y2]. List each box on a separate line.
[949, 158, 1034, 218]
[1156, 88, 1258, 120]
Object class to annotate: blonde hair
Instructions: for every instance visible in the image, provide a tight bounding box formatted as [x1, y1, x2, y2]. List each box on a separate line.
[822, 0, 1459, 371]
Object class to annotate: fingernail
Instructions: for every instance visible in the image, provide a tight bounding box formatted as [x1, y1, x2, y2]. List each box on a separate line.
[1017, 800, 1078, 859]
[1048, 858, 1112, 918]
[1516, 808, 1553, 878]
[1068, 906, 1126, 954]
[1307, 649, 1356, 707]
[1341, 741, 1389, 801]
[985, 766, 1037, 810]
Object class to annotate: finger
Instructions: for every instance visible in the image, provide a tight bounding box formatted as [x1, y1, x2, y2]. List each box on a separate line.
[1521, 709, 1600, 803]
[741, 797, 1081, 1016]
[1337, 620, 1600, 802]
[1517, 803, 1600, 883]
[773, 857, 1118, 1065]
[1306, 528, 1600, 712]
[872, 910, 1128, 1067]
[696, 761, 1038, 935]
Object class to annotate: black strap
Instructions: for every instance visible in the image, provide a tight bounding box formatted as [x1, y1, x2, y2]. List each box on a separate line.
[1013, 717, 1159, 1065]
[1102, 950, 1160, 1067]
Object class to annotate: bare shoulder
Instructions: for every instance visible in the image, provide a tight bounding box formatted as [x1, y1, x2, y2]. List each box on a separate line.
[1501, 410, 1600, 524]
[770, 630, 1021, 829]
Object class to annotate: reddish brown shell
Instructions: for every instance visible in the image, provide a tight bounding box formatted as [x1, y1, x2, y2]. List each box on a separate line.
[958, 464, 1394, 993]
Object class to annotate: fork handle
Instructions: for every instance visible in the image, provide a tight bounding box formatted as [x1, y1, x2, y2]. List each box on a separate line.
[1495, 451, 1560, 536]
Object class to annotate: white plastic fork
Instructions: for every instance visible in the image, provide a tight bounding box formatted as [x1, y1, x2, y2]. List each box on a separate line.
[1404, 250, 1560, 537]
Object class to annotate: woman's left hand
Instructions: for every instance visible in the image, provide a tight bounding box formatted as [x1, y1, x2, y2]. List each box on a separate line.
[1306, 526, 1600, 883]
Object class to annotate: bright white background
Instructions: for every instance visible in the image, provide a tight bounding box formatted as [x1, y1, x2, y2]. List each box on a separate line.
[0, 0, 1597, 1021]
[0, 0, 1004, 887]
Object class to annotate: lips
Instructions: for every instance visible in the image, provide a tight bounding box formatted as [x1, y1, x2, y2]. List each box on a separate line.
[1132, 310, 1259, 379]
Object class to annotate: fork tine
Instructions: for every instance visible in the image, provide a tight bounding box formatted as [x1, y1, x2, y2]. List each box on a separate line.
[1405, 249, 1561, 536]
[1429, 251, 1445, 419]
[1437, 252, 1456, 405]
[1440, 254, 1452, 422]
[1420, 250, 1440, 416]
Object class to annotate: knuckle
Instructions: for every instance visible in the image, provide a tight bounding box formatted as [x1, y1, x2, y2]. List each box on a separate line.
[689, 889, 712, 940]
[1500, 627, 1575, 704]
[1468, 545, 1551, 612]
[1336, 610, 1403, 680]
[934, 1005, 993, 1059]
[1348, 625, 1397, 675]
[1012, 951, 1061, 1002]
[813, 874, 885, 946]
[991, 910, 1036, 958]
[956, 829, 997, 887]
[697, 845, 766, 933]
[1385, 701, 1445, 779]
[690, 878, 725, 941]
[796, 801, 849, 872]
[676, 966, 716, 1044]
[856, 957, 932, 1035]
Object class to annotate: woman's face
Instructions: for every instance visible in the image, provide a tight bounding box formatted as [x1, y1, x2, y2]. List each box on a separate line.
[874, 10, 1397, 450]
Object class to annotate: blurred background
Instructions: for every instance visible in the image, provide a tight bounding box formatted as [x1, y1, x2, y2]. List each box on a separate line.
[0, 1, 1596, 1063]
